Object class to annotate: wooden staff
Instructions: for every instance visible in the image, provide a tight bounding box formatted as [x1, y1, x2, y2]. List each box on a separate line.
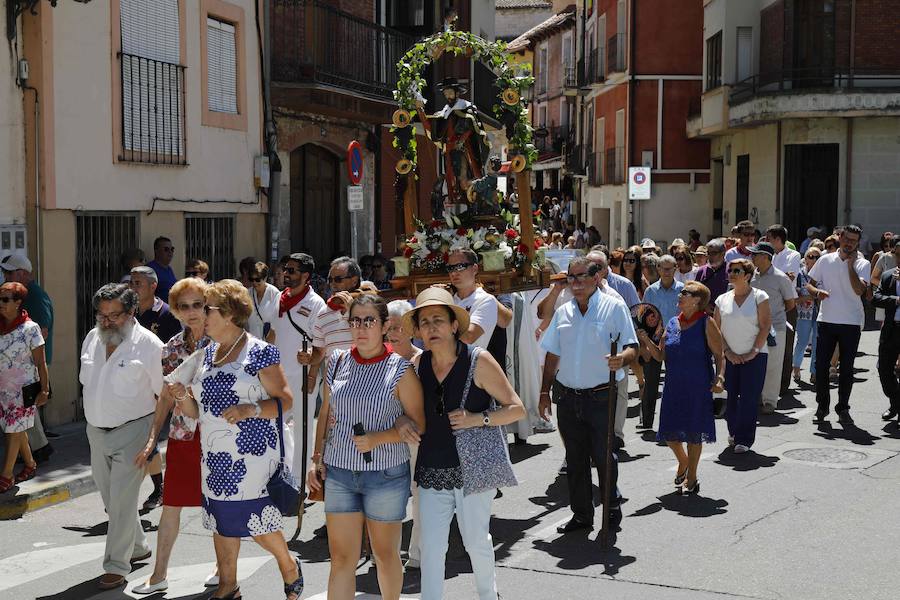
[403, 172, 417, 234]
[292, 336, 311, 541]
[601, 334, 620, 549]
[515, 170, 534, 275]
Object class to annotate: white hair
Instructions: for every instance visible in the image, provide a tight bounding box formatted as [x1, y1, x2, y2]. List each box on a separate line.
[387, 299, 413, 318]
[658, 254, 677, 268]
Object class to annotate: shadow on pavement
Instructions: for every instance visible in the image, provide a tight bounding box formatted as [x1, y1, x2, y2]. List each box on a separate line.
[628, 490, 729, 519]
[62, 518, 154, 538]
[509, 442, 550, 464]
[617, 449, 649, 464]
[881, 422, 900, 439]
[530, 529, 635, 576]
[714, 449, 780, 471]
[757, 412, 799, 427]
[813, 422, 880, 445]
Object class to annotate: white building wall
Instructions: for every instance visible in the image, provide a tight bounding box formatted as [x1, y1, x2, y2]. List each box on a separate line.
[496, 7, 554, 41]
[634, 182, 713, 248]
[850, 118, 900, 236]
[0, 20, 26, 227]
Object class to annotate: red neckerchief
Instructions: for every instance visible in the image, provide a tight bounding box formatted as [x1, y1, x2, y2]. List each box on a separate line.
[0, 309, 30, 335]
[678, 310, 705, 327]
[326, 297, 345, 312]
[736, 245, 752, 256]
[279, 285, 309, 317]
[350, 344, 392, 365]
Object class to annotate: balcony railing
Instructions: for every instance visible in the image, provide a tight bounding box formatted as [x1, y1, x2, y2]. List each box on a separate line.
[607, 34, 626, 75]
[729, 67, 900, 104]
[589, 47, 606, 83]
[566, 144, 584, 175]
[605, 146, 625, 184]
[564, 66, 578, 88]
[271, 0, 413, 99]
[587, 151, 603, 186]
[119, 53, 187, 165]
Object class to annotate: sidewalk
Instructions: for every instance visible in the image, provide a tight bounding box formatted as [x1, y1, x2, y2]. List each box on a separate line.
[0, 421, 166, 519]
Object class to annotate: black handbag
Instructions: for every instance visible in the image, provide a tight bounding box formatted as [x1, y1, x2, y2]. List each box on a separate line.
[21, 381, 42, 408]
[266, 397, 300, 516]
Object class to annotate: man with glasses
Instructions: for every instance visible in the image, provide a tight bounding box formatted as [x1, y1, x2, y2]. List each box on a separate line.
[311, 256, 363, 367]
[873, 236, 900, 423]
[806, 225, 871, 424]
[447, 249, 498, 350]
[147, 237, 177, 302]
[725, 221, 757, 264]
[639, 255, 684, 429]
[539, 256, 637, 533]
[80, 283, 164, 590]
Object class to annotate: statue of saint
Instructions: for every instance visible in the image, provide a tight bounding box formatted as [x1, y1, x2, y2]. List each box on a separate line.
[416, 77, 491, 206]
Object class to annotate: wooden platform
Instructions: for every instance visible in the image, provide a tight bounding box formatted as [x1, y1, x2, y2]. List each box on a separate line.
[380, 268, 551, 300]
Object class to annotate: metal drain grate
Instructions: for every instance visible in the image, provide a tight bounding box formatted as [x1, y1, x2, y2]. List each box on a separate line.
[783, 447, 868, 464]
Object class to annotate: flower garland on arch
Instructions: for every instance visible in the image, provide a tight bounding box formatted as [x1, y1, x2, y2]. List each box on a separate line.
[390, 29, 537, 176]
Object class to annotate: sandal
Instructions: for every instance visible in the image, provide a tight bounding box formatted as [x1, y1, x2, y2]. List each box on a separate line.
[0, 475, 14, 493]
[284, 557, 304, 599]
[15, 463, 37, 484]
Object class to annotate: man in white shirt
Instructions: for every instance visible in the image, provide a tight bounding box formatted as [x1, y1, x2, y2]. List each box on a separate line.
[263, 253, 327, 477]
[806, 225, 871, 424]
[80, 284, 164, 590]
[766, 224, 802, 396]
[447, 249, 498, 349]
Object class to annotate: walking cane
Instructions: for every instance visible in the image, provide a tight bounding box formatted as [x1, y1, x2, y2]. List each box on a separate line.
[292, 337, 310, 540]
[601, 334, 620, 549]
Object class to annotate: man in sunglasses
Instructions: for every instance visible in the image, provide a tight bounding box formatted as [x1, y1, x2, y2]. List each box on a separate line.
[725, 221, 757, 264]
[147, 236, 177, 303]
[538, 256, 637, 533]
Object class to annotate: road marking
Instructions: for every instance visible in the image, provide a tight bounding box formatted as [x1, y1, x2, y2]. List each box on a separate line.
[0, 542, 106, 592]
[305, 593, 418, 599]
[530, 516, 574, 541]
[126, 556, 271, 598]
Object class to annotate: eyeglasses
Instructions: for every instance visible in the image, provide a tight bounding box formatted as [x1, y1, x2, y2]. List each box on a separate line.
[566, 272, 594, 283]
[446, 262, 474, 273]
[622, 258, 637, 264]
[177, 301, 204, 311]
[96, 310, 127, 322]
[328, 274, 354, 284]
[435, 382, 445, 416]
[348, 316, 380, 329]
[204, 305, 222, 315]
[185, 271, 199, 277]
[728, 268, 745, 275]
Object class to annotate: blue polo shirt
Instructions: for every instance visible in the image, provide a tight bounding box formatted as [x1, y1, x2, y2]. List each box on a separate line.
[147, 260, 177, 302]
[643, 279, 684, 325]
[606, 272, 640, 308]
[541, 288, 637, 388]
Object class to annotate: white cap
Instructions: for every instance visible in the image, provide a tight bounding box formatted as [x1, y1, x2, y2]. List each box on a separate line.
[0, 254, 33, 272]
[640, 238, 657, 249]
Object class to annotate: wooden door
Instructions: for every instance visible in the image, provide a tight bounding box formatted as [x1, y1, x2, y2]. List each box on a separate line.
[290, 144, 340, 265]
[783, 144, 839, 240]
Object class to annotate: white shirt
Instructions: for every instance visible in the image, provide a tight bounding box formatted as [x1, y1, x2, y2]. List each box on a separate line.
[262, 286, 327, 376]
[247, 282, 281, 340]
[807, 251, 871, 327]
[79, 321, 164, 428]
[674, 267, 698, 284]
[455, 287, 498, 350]
[773, 247, 802, 278]
[715, 288, 770, 355]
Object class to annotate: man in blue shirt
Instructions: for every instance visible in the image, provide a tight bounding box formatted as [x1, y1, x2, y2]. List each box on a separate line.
[539, 256, 638, 533]
[640, 255, 684, 429]
[146, 236, 177, 302]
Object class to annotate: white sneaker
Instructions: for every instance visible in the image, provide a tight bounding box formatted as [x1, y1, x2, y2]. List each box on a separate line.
[734, 444, 749, 454]
[204, 573, 219, 587]
[533, 418, 557, 433]
[133, 580, 168, 595]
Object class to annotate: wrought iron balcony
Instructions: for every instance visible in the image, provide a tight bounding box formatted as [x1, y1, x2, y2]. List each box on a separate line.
[564, 66, 578, 88]
[587, 47, 605, 83]
[607, 34, 626, 75]
[605, 146, 625, 185]
[271, 0, 413, 99]
[729, 67, 900, 105]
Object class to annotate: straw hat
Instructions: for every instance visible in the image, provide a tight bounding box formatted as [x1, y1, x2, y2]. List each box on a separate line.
[402, 286, 470, 339]
[693, 246, 708, 256]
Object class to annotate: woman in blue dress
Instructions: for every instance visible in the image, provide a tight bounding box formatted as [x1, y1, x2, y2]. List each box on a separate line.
[173, 280, 303, 600]
[637, 280, 725, 495]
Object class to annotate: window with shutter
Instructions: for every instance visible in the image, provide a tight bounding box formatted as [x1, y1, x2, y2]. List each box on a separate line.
[119, 0, 186, 163]
[207, 18, 238, 114]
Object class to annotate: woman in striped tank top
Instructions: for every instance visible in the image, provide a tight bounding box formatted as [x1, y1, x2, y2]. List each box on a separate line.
[307, 295, 425, 600]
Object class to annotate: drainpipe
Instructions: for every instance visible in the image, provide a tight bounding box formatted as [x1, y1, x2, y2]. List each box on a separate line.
[627, 0, 636, 246]
[260, 0, 282, 264]
[844, 118, 853, 223]
[849, 0, 856, 86]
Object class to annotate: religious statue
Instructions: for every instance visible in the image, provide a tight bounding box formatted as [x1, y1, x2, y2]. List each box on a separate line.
[416, 77, 491, 206]
[466, 156, 503, 216]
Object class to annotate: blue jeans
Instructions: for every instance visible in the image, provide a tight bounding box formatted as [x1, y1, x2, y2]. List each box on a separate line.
[725, 353, 768, 448]
[324, 462, 410, 522]
[792, 318, 818, 374]
[419, 486, 497, 600]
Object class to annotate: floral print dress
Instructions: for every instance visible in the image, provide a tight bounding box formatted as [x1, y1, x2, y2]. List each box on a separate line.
[0, 321, 44, 433]
[194, 335, 284, 538]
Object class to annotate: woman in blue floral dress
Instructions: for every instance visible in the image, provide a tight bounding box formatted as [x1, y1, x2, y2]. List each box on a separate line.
[174, 280, 303, 600]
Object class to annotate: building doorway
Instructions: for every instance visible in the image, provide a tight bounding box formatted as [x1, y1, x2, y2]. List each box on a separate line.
[736, 154, 750, 223]
[793, 0, 835, 87]
[783, 143, 839, 240]
[289, 144, 345, 266]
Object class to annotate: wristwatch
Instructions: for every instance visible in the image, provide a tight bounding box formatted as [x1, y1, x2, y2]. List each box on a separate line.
[482, 410, 491, 426]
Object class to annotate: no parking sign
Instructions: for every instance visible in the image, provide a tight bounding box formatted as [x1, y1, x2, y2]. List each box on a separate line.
[347, 140, 364, 185]
[629, 167, 651, 200]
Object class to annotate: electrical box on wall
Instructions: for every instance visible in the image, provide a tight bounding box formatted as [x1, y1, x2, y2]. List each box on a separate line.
[254, 155, 271, 189]
[0, 225, 28, 282]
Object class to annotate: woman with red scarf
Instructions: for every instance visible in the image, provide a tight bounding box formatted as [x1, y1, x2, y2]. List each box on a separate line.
[0, 281, 50, 492]
[637, 280, 725, 495]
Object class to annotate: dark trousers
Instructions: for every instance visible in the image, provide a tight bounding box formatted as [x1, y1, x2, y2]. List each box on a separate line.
[780, 309, 798, 395]
[814, 322, 862, 415]
[640, 358, 662, 428]
[556, 389, 620, 524]
[878, 322, 900, 411]
[725, 353, 767, 448]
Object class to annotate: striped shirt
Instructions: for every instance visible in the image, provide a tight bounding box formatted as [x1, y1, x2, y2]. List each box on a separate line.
[324, 347, 411, 471]
[313, 306, 354, 357]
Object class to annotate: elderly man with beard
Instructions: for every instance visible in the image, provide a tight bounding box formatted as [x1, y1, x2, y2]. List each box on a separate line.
[80, 284, 164, 590]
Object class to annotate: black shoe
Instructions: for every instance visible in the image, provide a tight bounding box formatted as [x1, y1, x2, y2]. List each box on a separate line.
[813, 412, 827, 424]
[607, 505, 623, 523]
[142, 488, 163, 511]
[837, 410, 854, 425]
[556, 518, 592, 534]
[613, 437, 625, 451]
[33, 444, 54, 465]
[882, 408, 898, 421]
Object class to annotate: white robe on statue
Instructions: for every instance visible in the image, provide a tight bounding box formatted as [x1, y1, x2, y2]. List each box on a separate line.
[506, 291, 544, 437]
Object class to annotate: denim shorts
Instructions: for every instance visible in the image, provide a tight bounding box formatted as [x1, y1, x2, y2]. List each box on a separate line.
[324, 462, 411, 522]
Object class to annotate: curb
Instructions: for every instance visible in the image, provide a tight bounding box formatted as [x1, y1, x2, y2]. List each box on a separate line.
[0, 471, 97, 520]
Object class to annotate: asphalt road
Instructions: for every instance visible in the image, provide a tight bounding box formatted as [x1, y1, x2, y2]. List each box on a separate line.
[2, 329, 899, 600]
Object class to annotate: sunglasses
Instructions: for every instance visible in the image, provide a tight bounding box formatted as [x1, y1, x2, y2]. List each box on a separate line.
[0, 297, 16, 303]
[447, 262, 474, 273]
[678, 289, 698, 297]
[204, 305, 222, 315]
[566, 272, 594, 283]
[177, 301, 204, 311]
[328, 274, 354, 284]
[806, 255, 820, 261]
[622, 258, 637, 264]
[185, 271, 199, 277]
[348, 316, 381, 329]
[728, 268, 745, 275]
[435, 382, 445, 416]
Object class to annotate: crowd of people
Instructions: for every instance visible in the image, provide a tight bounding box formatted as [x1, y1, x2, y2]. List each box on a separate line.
[0, 220, 898, 599]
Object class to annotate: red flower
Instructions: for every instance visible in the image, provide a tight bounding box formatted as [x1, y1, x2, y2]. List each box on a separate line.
[442, 251, 449, 262]
[505, 228, 517, 239]
[517, 243, 528, 254]
[403, 247, 414, 258]
[533, 209, 541, 217]
[457, 227, 468, 235]
[409, 236, 418, 244]
[430, 219, 444, 228]
[534, 238, 543, 249]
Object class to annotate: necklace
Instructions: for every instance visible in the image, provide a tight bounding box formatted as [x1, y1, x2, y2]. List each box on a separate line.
[213, 331, 246, 367]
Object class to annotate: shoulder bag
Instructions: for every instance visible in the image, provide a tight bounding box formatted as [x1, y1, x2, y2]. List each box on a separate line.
[454, 346, 519, 497]
[266, 396, 300, 516]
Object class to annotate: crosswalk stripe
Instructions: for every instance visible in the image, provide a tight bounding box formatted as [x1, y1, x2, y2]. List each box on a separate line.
[126, 556, 271, 598]
[0, 542, 107, 592]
